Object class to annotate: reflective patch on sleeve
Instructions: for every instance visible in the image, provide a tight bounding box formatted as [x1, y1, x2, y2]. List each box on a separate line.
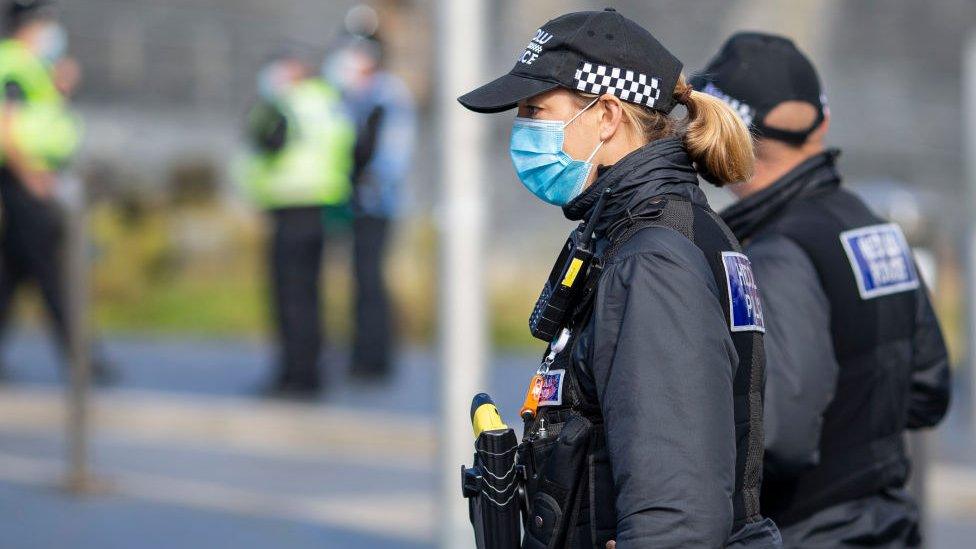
[721, 252, 766, 333]
[840, 223, 919, 300]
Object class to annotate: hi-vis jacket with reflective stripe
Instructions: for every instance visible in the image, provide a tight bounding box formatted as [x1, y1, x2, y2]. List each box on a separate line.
[0, 38, 80, 171]
[240, 79, 355, 209]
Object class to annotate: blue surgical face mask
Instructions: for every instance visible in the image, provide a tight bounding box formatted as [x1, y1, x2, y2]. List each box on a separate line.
[36, 23, 67, 63]
[509, 98, 603, 206]
[257, 63, 292, 101]
[323, 46, 376, 95]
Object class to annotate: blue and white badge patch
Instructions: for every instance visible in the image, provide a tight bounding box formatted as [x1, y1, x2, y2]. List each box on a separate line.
[721, 252, 766, 333]
[840, 223, 919, 299]
[538, 369, 565, 407]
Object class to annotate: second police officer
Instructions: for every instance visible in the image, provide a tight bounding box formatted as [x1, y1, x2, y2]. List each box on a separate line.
[459, 9, 781, 548]
[694, 34, 951, 547]
[240, 50, 354, 397]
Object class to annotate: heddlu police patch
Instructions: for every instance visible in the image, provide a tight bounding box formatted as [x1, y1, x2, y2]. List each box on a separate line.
[721, 252, 766, 333]
[840, 223, 919, 299]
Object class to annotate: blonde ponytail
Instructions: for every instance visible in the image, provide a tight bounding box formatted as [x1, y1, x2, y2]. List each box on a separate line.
[673, 77, 754, 186]
[573, 76, 754, 186]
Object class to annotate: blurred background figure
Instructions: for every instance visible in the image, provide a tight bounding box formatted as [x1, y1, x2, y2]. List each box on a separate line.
[0, 0, 107, 381]
[239, 49, 354, 398]
[326, 4, 416, 383]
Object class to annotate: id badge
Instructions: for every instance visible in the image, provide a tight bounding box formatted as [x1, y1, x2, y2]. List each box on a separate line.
[537, 369, 566, 407]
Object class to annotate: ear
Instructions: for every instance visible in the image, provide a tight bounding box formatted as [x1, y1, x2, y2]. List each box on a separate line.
[807, 111, 830, 146]
[818, 111, 831, 135]
[596, 94, 625, 142]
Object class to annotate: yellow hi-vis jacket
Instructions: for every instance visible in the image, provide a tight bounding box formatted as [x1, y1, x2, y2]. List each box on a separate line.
[0, 39, 80, 171]
[240, 79, 355, 209]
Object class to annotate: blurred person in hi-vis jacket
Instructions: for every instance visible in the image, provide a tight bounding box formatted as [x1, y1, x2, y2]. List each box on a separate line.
[0, 0, 111, 382]
[239, 48, 354, 398]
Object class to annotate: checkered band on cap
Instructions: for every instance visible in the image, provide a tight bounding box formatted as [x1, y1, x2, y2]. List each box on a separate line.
[574, 61, 661, 108]
[700, 82, 756, 126]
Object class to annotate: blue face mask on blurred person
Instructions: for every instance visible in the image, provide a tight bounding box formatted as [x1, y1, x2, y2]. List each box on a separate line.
[323, 45, 377, 95]
[258, 63, 291, 101]
[36, 23, 67, 63]
[509, 98, 603, 206]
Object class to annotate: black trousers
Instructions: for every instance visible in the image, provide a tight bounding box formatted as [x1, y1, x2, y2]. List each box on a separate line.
[351, 215, 392, 378]
[0, 168, 70, 354]
[269, 206, 325, 389]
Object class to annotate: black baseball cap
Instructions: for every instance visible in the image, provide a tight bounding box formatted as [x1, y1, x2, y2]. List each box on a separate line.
[459, 8, 683, 114]
[6, 0, 57, 29]
[691, 32, 826, 145]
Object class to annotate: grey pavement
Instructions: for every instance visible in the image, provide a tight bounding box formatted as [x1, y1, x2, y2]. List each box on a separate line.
[0, 330, 541, 426]
[0, 480, 428, 549]
[0, 331, 973, 548]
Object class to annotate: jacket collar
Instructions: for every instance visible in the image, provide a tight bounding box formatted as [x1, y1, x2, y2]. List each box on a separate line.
[720, 149, 842, 242]
[563, 137, 708, 236]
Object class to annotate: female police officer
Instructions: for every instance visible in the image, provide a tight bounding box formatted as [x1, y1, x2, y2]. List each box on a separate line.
[458, 9, 781, 548]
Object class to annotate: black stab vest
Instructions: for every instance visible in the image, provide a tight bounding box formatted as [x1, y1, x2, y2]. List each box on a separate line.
[520, 196, 766, 549]
[751, 185, 918, 527]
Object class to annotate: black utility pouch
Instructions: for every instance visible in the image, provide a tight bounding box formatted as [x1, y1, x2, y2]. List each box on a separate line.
[522, 414, 593, 549]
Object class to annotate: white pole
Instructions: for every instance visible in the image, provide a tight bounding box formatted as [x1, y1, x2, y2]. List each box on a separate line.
[63, 174, 93, 494]
[909, 249, 938, 544]
[965, 32, 976, 442]
[438, 0, 488, 547]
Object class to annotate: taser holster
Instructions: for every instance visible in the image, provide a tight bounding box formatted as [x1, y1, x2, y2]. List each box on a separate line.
[462, 395, 522, 549]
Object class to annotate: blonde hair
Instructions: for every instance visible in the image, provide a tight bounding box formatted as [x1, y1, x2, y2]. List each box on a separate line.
[577, 75, 754, 186]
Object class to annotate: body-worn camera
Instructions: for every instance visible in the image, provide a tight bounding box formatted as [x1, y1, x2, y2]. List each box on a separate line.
[528, 229, 597, 341]
[528, 190, 609, 342]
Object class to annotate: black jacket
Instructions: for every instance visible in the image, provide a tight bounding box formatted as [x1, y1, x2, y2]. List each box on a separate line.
[721, 150, 950, 546]
[548, 138, 780, 548]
